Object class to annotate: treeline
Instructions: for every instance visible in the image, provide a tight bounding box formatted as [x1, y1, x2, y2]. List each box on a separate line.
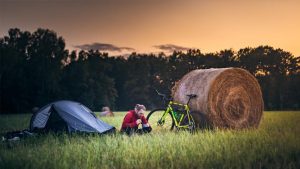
[1, 28, 299, 114]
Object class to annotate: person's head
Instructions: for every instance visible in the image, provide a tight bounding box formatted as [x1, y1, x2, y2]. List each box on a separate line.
[102, 106, 110, 112]
[134, 104, 146, 117]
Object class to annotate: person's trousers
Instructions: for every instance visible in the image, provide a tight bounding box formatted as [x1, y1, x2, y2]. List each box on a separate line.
[121, 126, 152, 135]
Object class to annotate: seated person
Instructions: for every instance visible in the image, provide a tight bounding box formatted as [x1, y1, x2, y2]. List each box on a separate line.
[120, 104, 152, 135]
[100, 106, 114, 117]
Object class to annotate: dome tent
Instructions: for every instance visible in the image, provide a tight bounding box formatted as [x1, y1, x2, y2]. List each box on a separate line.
[30, 100, 115, 134]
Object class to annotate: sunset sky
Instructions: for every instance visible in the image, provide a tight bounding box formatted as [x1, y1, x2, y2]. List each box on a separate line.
[1, 0, 299, 56]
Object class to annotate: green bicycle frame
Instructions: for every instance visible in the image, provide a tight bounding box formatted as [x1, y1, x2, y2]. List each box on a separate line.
[161, 101, 194, 129]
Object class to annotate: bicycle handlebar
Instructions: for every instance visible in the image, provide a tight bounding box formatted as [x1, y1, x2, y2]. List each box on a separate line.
[155, 89, 171, 102]
[154, 89, 197, 105]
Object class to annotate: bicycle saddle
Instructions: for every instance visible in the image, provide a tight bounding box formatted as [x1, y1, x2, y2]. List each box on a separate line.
[187, 94, 197, 98]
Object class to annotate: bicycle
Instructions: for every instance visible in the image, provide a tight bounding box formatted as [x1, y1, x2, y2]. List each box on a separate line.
[146, 90, 197, 133]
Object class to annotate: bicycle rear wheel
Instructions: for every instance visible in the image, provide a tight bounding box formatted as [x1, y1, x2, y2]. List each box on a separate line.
[180, 114, 196, 133]
[147, 108, 174, 132]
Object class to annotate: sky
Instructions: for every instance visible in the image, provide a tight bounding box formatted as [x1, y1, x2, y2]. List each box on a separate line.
[1, 0, 300, 56]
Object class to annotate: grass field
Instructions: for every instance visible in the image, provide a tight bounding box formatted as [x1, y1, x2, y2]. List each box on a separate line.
[0, 111, 299, 169]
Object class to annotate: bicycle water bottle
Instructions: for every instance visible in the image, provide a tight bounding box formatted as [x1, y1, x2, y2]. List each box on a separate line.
[174, 112, 180, 121]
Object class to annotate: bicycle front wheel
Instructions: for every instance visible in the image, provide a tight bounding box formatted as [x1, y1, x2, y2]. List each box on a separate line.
[147, 108, 174, 132]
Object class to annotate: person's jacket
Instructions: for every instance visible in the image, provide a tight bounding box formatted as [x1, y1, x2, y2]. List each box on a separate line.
[121, 110, 149, 130]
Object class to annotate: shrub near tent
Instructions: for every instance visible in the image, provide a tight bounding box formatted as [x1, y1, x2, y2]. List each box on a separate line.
[172, 68, 264, 129]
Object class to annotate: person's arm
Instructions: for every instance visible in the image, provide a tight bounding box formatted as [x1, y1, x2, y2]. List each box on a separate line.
[141, 116, 150, 127]
[123, 113, 138, 128]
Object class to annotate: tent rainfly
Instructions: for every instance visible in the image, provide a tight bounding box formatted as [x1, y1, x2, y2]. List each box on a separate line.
[30, 100, 115, 134]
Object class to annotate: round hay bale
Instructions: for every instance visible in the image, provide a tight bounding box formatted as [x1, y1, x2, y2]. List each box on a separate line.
[172, 68, 263, 129]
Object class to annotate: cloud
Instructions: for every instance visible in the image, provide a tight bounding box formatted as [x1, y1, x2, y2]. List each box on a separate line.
[74, 43, 135, 52]
[153, 44, 191, 53]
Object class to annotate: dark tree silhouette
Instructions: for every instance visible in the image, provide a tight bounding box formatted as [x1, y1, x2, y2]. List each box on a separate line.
[0, 28, 299, 113]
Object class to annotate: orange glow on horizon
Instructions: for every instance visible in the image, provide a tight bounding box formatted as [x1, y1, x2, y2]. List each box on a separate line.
[1, 0, 299, 56]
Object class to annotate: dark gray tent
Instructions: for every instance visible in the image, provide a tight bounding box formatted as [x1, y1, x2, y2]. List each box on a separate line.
[30, 100, 115, 134]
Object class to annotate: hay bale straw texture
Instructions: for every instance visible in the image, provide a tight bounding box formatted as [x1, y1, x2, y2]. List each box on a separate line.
[172, 68, 264, 129]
